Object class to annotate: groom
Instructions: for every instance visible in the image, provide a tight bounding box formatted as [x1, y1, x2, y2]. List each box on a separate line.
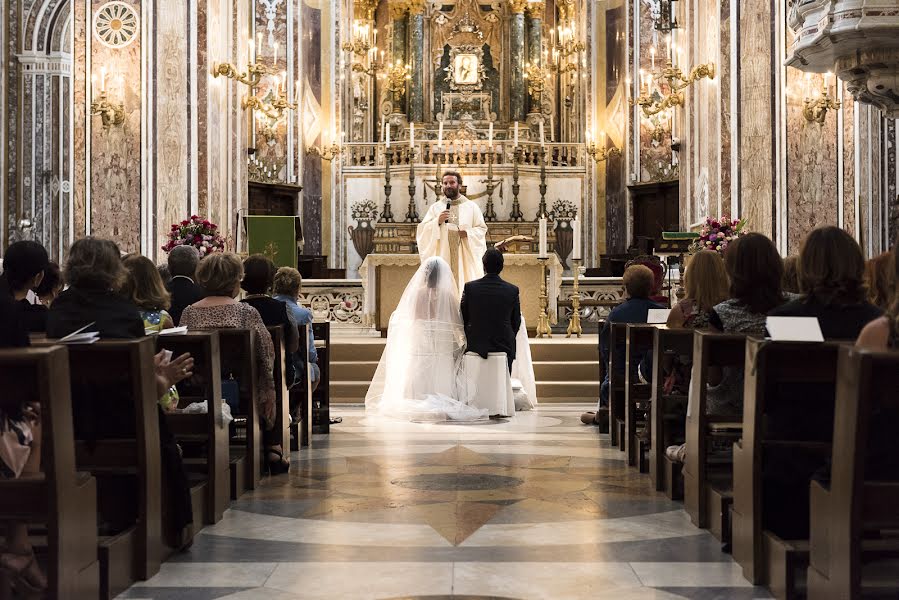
[460, 248, 521, 373]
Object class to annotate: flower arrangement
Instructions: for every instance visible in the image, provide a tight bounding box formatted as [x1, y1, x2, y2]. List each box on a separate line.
[350, 200, 379, 223]
[162, 215, 226, 257]
[691, 215, 747, 254]
[550, 199, 578, 222]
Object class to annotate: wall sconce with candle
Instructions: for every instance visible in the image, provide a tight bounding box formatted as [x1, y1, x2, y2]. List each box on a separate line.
[90, 67, 125, 128]
[631, 35, 715, 119]
[585, 130, 621, 162]
[803, 71, 841, 125]
[307, 129, 344, 161]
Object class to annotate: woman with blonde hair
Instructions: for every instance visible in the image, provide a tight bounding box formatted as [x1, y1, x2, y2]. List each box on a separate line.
[666, 250, 729, 329]
[122, 254, 175, 332]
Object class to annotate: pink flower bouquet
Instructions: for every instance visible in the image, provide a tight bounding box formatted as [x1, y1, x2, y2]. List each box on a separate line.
[691, 216, 747, 254]
[162, 215, 226, 257]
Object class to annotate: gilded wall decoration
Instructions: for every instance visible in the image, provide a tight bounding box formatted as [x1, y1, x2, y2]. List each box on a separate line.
[92, 1, 138, 48]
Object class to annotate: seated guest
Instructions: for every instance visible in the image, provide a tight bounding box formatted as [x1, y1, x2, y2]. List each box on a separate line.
[157, 263, 172, 289]
[33, 261, 63, 307]
[272, 266, 320, 390]
[166, 245, 205, 325]
[180, 252, 289, 474]
[581, 265, 664, 426]
[864, 250, 893, 311]
[122, 254, 176, 332]
[782, 255, 801, 294]
[770, 226, 881, 339]
[46, 237, 145, 339]
[0, 241, 50, 333]
[0, 294, 28, 347]
[240, 255, 299, 357]
[667, 250, 729, 330]
[858, 244, 899, 351]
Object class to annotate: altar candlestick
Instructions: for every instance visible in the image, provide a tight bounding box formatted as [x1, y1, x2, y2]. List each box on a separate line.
[409, 122, 414, 148]
[381, 116, 386, 141]
[549, 115, 554, 142]
[572, 218, 582, 260]
[386, 123, 391, 148]
[488, 122, 493, 148]
[513, 121, 519, 146]
[538, 216, 548, 258]
[100, 67, 107, 92]
[437, 121, 443, 148]
[539, 120, 545, 147]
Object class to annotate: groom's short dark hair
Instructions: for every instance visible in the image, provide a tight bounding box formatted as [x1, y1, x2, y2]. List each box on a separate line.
[483, 248, 504, 274]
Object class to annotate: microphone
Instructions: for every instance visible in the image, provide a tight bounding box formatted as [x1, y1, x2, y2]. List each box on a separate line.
[442, 200, 450, 226]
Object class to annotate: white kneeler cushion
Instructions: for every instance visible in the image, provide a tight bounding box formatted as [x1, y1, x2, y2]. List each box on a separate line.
[462, 352, 515, 417]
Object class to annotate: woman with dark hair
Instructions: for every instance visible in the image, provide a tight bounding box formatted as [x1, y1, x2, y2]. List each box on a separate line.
[1, 241, 50, 332]
[33, 261, 63, 307]
[864, 251, 893, 311]
[858, 244, 899, 351]
[770, 226, 881, 339]
[782, 255, 801, 294]
[240, 255, 299, 356]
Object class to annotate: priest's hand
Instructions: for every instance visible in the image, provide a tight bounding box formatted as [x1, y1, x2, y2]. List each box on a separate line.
[458, 229, 468, 239]
[438, 210, 450, 225]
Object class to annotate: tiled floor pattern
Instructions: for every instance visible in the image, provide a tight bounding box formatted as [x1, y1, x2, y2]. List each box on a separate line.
[119, 404, 772, 600]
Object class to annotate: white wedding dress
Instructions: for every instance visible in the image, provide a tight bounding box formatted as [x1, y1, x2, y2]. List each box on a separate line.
[365, 257, 488, 422]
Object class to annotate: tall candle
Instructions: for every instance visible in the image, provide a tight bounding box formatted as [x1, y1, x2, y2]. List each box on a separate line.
[437, 121, 443, 148]
[539, 120, 545, 147]
[488, 121, 493, 147]
[571, 218, 582, 260]
[538, 217, 548, 258]
[386, 123, 391, 148]
[100, 66, 107, 92]
[409, 122, 414, 148]
[513, 121, 519, 146]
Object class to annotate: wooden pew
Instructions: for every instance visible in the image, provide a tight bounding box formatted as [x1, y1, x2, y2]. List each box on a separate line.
[311, 321, 331, 434]
[649, 327, 693, 499]
[156, 331, 229, 522]
[0, 346, 100, 599]
[731, 338, 844, 598]
[267, 325, 292, 458]
[290, 323, 314, 449]
[624, 324, 656, 469]
[68, 339, 164, 598]
[807, 347, 899, 600]
[683, 330, 746, 542]
[607, 322, 629, 449]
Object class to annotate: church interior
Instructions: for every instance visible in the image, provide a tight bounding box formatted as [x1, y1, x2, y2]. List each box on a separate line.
[2, 0, 899, 598]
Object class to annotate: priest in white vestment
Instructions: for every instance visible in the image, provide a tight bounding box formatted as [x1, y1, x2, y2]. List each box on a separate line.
[416, 171, 488, 293]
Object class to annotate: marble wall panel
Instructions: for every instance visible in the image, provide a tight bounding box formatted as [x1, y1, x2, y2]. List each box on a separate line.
[302, 0, 323, 255]
[636, 0, 674, 184]
[785, 70, 839, 254]
[255, 0, 290, 173]
[155, 0, 190, 254]
[196, 0, 208, 215]
[872, 114, 883, 254]
[206, 0, 229, 230]
[718, 0, 732, 215]
[87, 0, 142, 253]
[888, 119, 897, 248]
[842, 88, 856, 237]
[72, 0, 86, 239]
[604, 3, 626, 253]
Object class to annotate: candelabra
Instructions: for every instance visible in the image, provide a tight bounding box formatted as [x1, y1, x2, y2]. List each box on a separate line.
[405, 146, 419, 223]
[212, 61, 275, 88]
[803, 88, 841, 124]
[90, 90, 125, 128]
[632, 59, 715, 118]
[380, 147, 395, 222]
[566, 259, 584, 338]
[524, 62, 548, 108]
[536, 146, 548, 219]
[509, 145, 524, 221]
[307, 142, 341, 161]
[536, 257, 552, 338]
[384, 61, 412, 104]
[481, 146, 498, 222]
[585, 138, 621, 162]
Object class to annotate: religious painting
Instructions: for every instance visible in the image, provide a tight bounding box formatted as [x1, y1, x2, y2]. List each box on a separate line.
[453, 53, 480, 85]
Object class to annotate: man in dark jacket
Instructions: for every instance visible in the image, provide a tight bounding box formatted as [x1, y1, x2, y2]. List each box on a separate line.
[460, 248, 521, 373]
[166, 245, 205, 325]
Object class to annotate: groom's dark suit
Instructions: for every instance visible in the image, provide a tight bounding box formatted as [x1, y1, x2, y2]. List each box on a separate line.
[461, 273, 521, 372]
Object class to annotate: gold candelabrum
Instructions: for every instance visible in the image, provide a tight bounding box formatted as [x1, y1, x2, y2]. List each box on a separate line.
[585, 133, 621, 163]
[480, 145, 498, 222]
[307, 141, 341, 161]
[90, 89, 125, 128]
[383, 61, 412, 103]
[632, 59, 715, 118]
[405, 146, 420, 223]
[212, 61, 274, 88]
[803, 87, 841, 124]
[536, 257, 553, 338]
[380, 145, 395, 222]
[566, 259, 583, 338]
[524, 62, 548, 106]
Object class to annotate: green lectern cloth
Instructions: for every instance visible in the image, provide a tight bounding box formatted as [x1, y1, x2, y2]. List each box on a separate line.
[246, 215, 297, 269]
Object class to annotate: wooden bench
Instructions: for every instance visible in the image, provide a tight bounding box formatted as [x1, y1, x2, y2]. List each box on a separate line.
[683, 330, 746, 542]
[649, 327, 693, 499]
[156, 331, 229, 522]
[0, 346, 100, 599]
[290, 323, 314, 449]
[624, 324, 656, 470]
[731, 338, 844, 598]
[807, 347, 899, 599]
[267, 325, 292, 457]
[69, 339, 165, 598]
[312, 321, 331, 434]
[607, 322, 629, 449]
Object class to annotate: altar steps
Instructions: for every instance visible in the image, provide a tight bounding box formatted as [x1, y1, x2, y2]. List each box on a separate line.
[329, 336, 600, 404]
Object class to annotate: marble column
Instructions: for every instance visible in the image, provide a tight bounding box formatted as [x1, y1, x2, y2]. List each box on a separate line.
[525, 2, 543, 116]
[408, 6, 425, 123]
[510, 0, 527, 122]
[390, 3, 408, 115]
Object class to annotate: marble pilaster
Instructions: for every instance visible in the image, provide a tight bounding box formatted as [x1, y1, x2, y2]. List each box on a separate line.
[510, 10, 526, 122]
[408, 10, 424, 123]
[391, 11, 407, 115]
[525, 7, 542, 117]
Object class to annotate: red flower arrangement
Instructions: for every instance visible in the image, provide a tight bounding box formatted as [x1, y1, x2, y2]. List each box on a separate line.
[162, 215, 226, 257]
[690, 215, 747, 254]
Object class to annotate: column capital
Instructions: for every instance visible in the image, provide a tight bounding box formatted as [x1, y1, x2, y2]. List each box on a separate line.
[525, 0, 544, 18]
[509, 0, 529, 14]
[388, 0, 410, 19]
[354, 0, 379, 22]
[557, 0, 575, 21]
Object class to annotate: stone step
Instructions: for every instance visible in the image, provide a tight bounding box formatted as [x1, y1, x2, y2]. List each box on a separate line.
[330, 337, 599, 362]
[331, 360, 599, 382]
[331, 380, 600, 402]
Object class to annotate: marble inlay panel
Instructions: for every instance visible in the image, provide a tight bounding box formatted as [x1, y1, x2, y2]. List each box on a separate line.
[23, 74, 35, 229]
[302, 1, 323, 254]
[785, 70, 838, 254]
[254, 0, 289, 172]
[718, 0, 732, 214]
[842, 91, 856, 236]
[605, 4, 626, 253]
[196, 0, 208, 216]
[888, 119, 897, 248]
[72, 0, 87, 239]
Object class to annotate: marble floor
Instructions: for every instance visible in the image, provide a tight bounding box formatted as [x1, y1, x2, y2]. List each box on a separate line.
[119, 404, 773, 600]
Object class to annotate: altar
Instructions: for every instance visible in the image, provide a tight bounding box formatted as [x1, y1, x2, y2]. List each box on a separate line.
[359, 253, 562, 334]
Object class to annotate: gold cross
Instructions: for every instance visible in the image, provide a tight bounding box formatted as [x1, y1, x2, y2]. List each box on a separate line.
[263, 241, 280, 263]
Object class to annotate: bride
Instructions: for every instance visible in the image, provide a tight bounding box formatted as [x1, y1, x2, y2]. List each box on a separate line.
[365, 256, 488, 422]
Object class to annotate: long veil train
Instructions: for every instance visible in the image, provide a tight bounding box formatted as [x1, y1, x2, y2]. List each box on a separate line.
[364, 257, 488, 422]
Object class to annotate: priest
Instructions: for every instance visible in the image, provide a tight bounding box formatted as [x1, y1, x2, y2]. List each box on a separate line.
[416, 171, 488, 293]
